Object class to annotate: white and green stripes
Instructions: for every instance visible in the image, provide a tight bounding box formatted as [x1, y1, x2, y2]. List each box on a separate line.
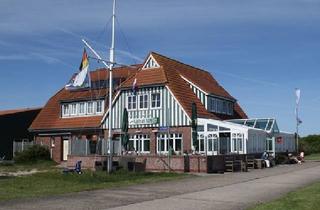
[103, 86, 190, 129]
[189, 84, 207, 109]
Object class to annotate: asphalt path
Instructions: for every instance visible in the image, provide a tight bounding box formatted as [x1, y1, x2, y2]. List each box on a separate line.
[1, 161, 320, 210]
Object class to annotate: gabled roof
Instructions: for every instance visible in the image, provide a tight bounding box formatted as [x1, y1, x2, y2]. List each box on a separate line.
[30, 66, 138, 132]
[117, 52, 247, 120]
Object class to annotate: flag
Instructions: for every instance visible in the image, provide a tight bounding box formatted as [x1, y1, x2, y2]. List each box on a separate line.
[295, 88, 302, 125]
[65, 49, 90, 90]
[132, 78, 137, 94]
[295, 88, 301, 106]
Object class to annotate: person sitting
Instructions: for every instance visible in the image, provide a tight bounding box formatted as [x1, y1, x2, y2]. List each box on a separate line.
[288, 153, 301, 164]
[261, 151, 270, 168]
[298, 151, 305, 162]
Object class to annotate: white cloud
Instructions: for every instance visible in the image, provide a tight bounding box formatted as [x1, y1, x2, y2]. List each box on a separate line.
[0, 54, 30, 61]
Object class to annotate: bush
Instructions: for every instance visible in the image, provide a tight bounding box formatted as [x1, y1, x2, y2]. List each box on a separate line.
[299, 135, 320, 155]
[14, 145, 50, 163]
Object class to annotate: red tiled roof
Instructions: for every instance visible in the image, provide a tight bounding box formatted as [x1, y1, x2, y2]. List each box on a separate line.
[150, 52, 215, 119]
[120, 66, 167, 88]
[0, 107, 42, 116]
[90, 65, 140, 81]
[30, 66, 138, 131]
[31, 52, 247, 131]
[118, 52, 247, 120]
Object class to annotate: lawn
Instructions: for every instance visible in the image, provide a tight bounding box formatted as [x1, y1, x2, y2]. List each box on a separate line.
[304, 153, 320, 161]
[0, 160, 56, 173]
[249, 181, 320, 210]
[0, 165, 188, 201]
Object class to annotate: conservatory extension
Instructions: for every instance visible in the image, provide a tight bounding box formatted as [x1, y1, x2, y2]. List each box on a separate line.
[196, 118, 296, 156]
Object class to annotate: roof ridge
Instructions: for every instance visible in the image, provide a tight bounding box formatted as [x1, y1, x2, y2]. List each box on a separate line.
[91, 64, 142, 73]
[150, 51, 211, 74]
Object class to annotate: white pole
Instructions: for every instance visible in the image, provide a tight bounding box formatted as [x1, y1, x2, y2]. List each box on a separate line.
[107, 0, 116, 173]
[82, 39, 110, 69]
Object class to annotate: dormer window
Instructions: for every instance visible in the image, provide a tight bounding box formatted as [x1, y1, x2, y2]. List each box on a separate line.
[62, 104, 69, 116]
[61, 100, 104, 118]
[142, 55, 160, 69]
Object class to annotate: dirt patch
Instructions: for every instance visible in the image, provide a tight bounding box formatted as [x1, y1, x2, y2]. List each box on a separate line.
[0, 169, 43, 177]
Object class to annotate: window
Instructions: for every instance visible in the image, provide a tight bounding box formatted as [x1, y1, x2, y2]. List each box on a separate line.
[157, 133, 183, 153]
[197, 125, 204, 132]
[87, 101, 93, 114]
[207, 134, 218, 153]
[232, 133, 243, 153]
[128, 95, 137, 110]
[79, 102, 85, 115]
[71, 103, 77, 115]
[62, 104, 69, 116]
[207, 96, 234, 116]
[96, 101, 103, 113]
[227, 102, 233, 115]
[222, 101, 227, 114]
[151, 93, 161, 108]
[139, 94, 148, 109]
[128, 134, 150, 153]
[207, 124, 218, 131]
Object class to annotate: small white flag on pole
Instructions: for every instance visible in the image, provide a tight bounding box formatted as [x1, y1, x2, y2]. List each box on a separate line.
[295, 88, 302, 125]
[295, 88, 301, 106]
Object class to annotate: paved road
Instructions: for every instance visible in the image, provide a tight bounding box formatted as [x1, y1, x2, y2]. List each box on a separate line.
[1, 161, 320, 210]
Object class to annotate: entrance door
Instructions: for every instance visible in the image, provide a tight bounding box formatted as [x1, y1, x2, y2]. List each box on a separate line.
[219, 133, 231, 154]
[266, 137, 275, 157]
[63, 140, 69, 161]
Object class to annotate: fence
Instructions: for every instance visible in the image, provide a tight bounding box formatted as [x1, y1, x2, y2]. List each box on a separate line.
[13, 140, 34, 156]
[70, 139, 120, 156]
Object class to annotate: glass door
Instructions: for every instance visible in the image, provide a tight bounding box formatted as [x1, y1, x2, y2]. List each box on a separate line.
[207, 133, 219, 155]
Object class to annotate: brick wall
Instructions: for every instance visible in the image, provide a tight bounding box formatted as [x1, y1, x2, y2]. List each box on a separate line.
[35, 136, 62, 163]
[67, 154, 208, 173]
[67, 155, 108, 169]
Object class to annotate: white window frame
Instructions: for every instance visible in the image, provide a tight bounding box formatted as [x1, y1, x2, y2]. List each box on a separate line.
[139, 94, 149, 110]
[157, 133, 183, 154]
[79, 102, 85, 115]
[151, 92, 161, 109]
[127, 95, 137, 110]
[87, 101, 94, 114]
[62, 104, 70, 117]
[128, 134, 150, 153]
[70, 103, 77, 116]
[96, 100, 103, 113]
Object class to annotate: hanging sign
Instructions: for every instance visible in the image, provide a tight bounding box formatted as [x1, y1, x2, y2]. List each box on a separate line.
[129, 117, 159, 125]
[276, 136, 283, 144]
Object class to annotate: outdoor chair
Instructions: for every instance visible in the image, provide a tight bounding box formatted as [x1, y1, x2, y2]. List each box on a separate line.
[63, 160, 82, 174]
[225, 156, 235, 172]
[246, 155, 255, 170]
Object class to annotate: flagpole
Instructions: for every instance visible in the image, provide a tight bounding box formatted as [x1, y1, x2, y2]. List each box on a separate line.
[107, 0, 116, 174]
[295, 88, 301, 154]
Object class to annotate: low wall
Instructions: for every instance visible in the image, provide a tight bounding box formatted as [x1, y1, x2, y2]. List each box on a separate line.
[67, 155, 108, 169]
[67, 154, 208, 173]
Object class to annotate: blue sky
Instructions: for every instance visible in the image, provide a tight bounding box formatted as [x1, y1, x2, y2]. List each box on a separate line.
[0, 0, 319, 136]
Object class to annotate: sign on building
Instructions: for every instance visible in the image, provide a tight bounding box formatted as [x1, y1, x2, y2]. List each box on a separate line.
[129, 117, 159, 126]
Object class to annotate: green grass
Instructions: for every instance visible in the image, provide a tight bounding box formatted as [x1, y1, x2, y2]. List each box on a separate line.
[305, 153, 320, 161]
[249, 181, 320, 210]
[0, 169, 187, 201]
[0, 160, 56, 173]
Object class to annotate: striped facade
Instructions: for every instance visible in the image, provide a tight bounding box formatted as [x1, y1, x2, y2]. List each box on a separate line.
[189, 83, 207, 109]
[103, 86, 190, 129]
